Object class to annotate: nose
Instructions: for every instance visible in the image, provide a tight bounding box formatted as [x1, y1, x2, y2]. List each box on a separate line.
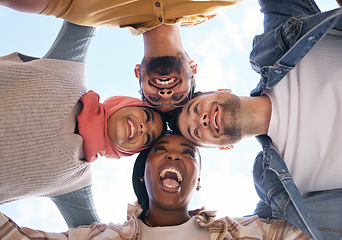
[158, 89, 174, 97]
[139, 122, 150, 135]
[166, 151, 181, 161]
[198, 112, 208, 128]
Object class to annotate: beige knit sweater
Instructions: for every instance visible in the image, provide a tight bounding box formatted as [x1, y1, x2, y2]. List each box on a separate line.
[0, 52, 92, 204]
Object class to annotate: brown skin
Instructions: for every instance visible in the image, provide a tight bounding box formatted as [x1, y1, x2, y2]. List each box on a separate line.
[135, 24, 197, 113]
[107, 106, 164, 151]
[177, 92, 272, 148]
[1, 2, 196, 113]
[143, 134, 200, 226]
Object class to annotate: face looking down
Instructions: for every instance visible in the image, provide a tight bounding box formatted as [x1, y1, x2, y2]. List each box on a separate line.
[136, 53, 196, 113]
[107, 106, 164, 151]
[177, 92, 243, 148]
[144, 134, 200, 209]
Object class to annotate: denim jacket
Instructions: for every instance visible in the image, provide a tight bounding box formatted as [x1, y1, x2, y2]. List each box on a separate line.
[249, 1, 342, 239]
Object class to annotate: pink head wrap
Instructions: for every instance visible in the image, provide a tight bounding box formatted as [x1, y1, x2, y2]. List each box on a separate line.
[77, 90, 148, 162]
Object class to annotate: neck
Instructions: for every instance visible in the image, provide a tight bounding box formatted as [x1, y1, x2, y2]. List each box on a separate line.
[240, 95, 272, 137]
[143, 24, 184, 57]
[144, 205, 190, 227]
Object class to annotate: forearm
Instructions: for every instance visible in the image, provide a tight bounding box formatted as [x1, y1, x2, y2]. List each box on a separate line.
[0, 212, 69, 240]
[43, 20, 97, 63]
[49, 184, 101, 228]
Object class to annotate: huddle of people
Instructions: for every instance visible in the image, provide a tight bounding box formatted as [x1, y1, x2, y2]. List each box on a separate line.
[0, 0, 341, 239]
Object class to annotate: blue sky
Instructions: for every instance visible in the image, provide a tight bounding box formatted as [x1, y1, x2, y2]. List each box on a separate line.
[0, 0, 338, 232]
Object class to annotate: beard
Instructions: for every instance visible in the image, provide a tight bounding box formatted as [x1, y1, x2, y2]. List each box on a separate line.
[218, 99, 242, 144]
[141, 56, 183, 76]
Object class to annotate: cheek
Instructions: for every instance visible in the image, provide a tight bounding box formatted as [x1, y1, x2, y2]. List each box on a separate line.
[178, 117, 188, 136]
[141, 82, 154, 94]
[179, 80, 191, 92]
[144, 159, 158, 185]
[186, 163, 200, 186]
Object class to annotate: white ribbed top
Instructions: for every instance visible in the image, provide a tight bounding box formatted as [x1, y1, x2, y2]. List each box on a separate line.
[0, 52, 92, 203]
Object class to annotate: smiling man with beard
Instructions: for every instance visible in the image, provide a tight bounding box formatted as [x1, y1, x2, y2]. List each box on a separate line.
[170, 91, 270, 147]
[1, 0, 242, 112]
[168, 0, 342, 239]
[135, 34, 196, 113]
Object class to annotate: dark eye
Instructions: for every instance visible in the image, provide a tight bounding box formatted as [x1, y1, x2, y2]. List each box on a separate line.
[193, 103, 199, 114]
[194, 129, 199, 138]
[182, 149, 195, 158]
[154, 145, 166, 152]
[172, 94, 183, 101]
[149, 95, 161, 102]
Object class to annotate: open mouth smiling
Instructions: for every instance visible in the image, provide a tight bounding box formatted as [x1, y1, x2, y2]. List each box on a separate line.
[159, 167, 183, 189]
[210, 106, 220, 135]
[155, 77, 177, 85]
[149, 76, 181, 89]
[127, 118, 137, 141]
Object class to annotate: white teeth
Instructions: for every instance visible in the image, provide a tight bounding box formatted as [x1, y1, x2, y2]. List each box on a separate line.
[214, 111, 219, 130]
[155, 77, 176, 85]
[164, 184, 176, 188]
[128, 119, 134, 139]
[160, 168, 183, 182]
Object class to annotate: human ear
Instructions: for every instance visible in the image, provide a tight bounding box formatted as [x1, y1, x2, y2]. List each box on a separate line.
[217, 89, 232, 93]
[189, 60, 197, 75]
[219, 145, 234, 150]
[134, 64, 141, 79]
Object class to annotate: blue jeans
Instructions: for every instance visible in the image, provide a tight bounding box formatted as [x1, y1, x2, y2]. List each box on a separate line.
[255, 189, 342, 240]
[303, 190, 342, 240]
[251, 0, 342, 239]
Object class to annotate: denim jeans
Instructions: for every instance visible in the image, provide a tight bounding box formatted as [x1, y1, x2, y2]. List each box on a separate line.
[251, 1, 342, 239]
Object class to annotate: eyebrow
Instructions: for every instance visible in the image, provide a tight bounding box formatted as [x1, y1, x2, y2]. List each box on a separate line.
[154, 141, 195, 151]
[184, 101, 197, 141]
[155, 141, 169, 146]
[187, 127, 196, 142]
[150, 109, 156, 145]
[180, 143, 196, 151]
[144, 109, 155, 123]
[186, 100, 195, 114]
[144, 109, 156, 146]
[149, 109, 155, 123]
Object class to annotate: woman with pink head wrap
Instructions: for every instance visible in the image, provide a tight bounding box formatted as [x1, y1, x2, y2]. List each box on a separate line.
[77, 90, 165, 162]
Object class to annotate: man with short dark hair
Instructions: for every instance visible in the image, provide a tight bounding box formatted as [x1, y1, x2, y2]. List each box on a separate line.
[0, 0, 241, 112]
[169, 0, 342, 239]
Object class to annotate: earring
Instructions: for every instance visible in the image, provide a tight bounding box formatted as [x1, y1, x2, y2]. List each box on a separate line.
[196, 178, 201, 191]
[140, 177, 144, 182]
[219, 145, 234, 150]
